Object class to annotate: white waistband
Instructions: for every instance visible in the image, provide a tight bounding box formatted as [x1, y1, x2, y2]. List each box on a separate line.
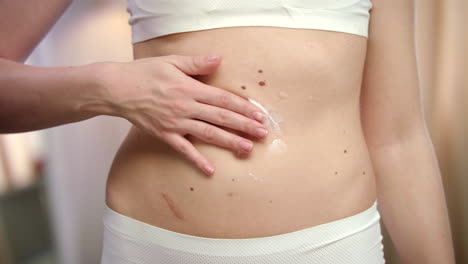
[103, 200, 380, 256]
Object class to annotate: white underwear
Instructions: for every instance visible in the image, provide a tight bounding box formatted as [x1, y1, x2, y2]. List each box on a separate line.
[101, 201, 385, 264]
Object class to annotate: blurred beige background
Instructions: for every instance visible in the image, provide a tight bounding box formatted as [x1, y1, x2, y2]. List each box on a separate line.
[0, 0, 466, 263]
[383, 0, 468, 263]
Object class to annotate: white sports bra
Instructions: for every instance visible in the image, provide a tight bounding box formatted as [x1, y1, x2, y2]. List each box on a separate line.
[127, 0, 373, 44]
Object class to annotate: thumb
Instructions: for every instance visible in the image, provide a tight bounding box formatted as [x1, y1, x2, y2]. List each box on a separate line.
[170, 54, 222, 76]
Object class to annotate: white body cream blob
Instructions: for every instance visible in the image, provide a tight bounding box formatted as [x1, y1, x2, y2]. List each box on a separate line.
[269, 138, 287, 152]
[247, 97, 287, 154]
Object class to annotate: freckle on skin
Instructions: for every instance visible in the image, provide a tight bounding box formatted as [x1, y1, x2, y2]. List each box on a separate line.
[363, 171, 366, 175]
[161, 192, 185, 220]
[269, 200, 273, 203]
[259, 81, 266, 86]
[227, 192, 235, 197]
[232, 178, 235, 181]
[334, 171, 338, 175]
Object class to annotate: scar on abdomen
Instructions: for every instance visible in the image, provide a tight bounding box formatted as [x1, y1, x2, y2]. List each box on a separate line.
[259, 81, 266, 86]
[161, 192, 185, 220]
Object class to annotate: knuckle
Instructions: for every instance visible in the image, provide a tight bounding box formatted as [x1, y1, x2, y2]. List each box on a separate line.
[171, 101, 189, 115]
[216, 110, 229, 126]
[169, 84, 184, 94]
[159, 114, 178, 130]
[219, 93, 231, 108]
[251, 107, 260, 116]
[202, 125, 216, 141]
[228, 135, 239, 149]
[159, 54, 177, 65]
[150, 127, 163, 138]
[176, 142, 190, 155]
[164, 84, 184, 98]
[191, 57, 202, 69]
[245, 121, 256, 134]
[165, 54, 179, 62]
[182, 57, 199, 73]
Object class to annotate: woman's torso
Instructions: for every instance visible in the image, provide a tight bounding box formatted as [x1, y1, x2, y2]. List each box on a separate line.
[106, 26, 377, 239]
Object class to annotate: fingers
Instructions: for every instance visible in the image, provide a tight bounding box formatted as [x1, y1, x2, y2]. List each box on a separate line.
[177, 119, 257, 154]
[189, 102, 269, 139]
[163, 54, 222, 76]
[161, 132, 215, 176]
[191, 84, 266, 124]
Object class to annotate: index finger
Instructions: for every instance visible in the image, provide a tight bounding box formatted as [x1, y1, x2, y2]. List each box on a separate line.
[191, 82, 266, 123]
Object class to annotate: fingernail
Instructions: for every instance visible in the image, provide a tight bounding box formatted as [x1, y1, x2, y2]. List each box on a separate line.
[253, 112, 264, 122]
[255, 127, 268, 137]
[240, 140, 253, 152]
[204, 164, 214, 175]
[206, 55, 220, 63]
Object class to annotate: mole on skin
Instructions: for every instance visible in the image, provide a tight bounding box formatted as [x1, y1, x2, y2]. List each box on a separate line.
[190, 187, 194, 191]
[161, 192, 185, 220]
[344, 149, 347, 154]
[258, 69, 263, 73]
[241, 85, 246, 90]
[259, 81, 266, 86]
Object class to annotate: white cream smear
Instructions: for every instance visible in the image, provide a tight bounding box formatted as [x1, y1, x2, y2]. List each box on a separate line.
[243, 97, 287, 182]
[247, 97, 287, 153]
[248, 172, 265, 182]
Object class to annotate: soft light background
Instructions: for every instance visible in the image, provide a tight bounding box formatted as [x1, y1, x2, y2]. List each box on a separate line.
[0, 0, 466, 263]
[24, 0, 132, 263]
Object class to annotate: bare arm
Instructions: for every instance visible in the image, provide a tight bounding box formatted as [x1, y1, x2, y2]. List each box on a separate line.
[0, 0, 72, 62]
[0, 0, 95, 132]
[0, 1, 270, 176]
[0, 59, 104, 132]
[360, 0, 455, 263]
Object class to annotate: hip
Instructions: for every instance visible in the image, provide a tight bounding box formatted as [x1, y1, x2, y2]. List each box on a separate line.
[101, 199, 384, 264]
[106, 25, 376, 238]
[105, 108, 377, 238]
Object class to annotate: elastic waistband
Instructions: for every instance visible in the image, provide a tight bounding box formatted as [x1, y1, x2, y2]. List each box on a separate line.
[103, 201, 380, 256]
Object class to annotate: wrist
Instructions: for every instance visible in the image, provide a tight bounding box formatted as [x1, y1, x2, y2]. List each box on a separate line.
[73, 61, 121, 118]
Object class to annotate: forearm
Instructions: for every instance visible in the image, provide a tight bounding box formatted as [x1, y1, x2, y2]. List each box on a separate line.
[369, 127, 455, 263]
[0, 58, 109, 133]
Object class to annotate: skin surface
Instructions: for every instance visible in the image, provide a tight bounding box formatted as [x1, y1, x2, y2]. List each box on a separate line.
[106, 26, 378, 240]
[0, 0, 455, 262]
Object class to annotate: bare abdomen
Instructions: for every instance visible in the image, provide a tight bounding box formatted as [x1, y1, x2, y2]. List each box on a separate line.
[105, 26, 377, 239]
